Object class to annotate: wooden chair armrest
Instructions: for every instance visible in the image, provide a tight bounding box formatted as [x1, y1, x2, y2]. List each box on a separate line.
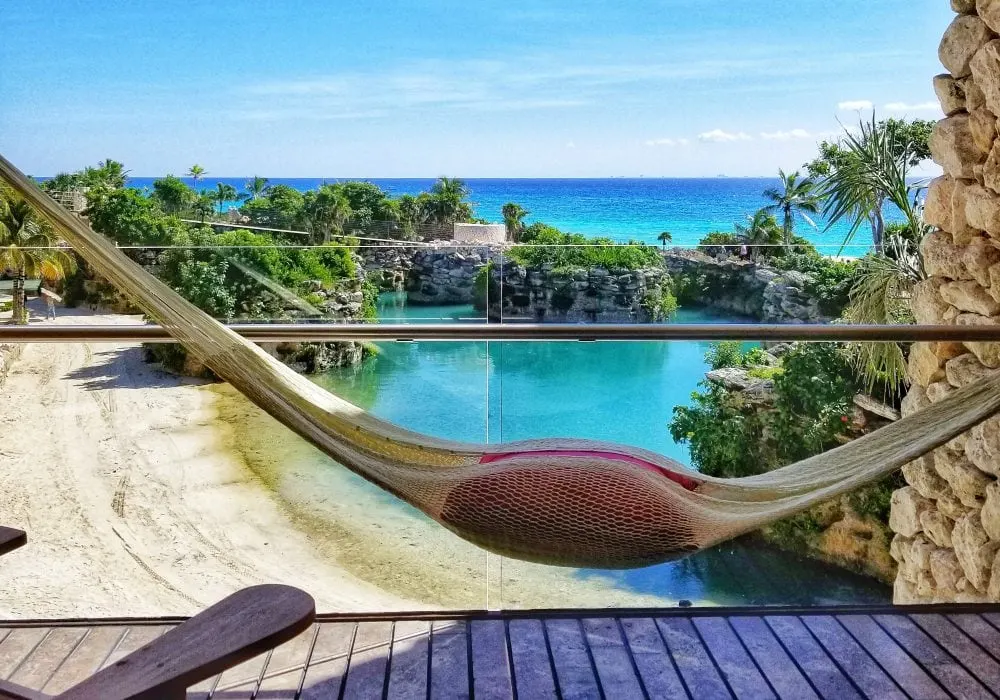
[0, 528, 26, 557]
[57, 584, 315, 700]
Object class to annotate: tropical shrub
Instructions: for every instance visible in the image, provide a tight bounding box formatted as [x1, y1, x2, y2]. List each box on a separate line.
[509, 224, 662, 270]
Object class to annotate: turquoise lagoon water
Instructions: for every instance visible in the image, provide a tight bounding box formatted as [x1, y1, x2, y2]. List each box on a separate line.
[311, 294, 890, 606]
[125, 176, 891, 254]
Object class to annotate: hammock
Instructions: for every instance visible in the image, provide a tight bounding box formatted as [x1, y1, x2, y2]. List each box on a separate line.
[5, 153, 1000, 569]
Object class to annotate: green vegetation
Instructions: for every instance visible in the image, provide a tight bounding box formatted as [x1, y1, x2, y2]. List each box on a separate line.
[502, 202, 529, 242]
[641, 285, 679, 321]
[762, 169, 821, 248]
[670, 343, 855, 478]
[509, 223, 663, 271]
[0, 186, 76, 323]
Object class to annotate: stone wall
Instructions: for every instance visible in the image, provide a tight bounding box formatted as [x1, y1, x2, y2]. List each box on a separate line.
[406, 246, 497, 304]
[358, 246, 414, 291]
[891, 0, 1000, 603]
[664, 250, 833, 323]
[487, 262, 672, 323]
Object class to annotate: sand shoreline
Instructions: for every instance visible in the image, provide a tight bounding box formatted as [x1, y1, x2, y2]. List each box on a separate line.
[0, 305, 414, 617]
[0, 304, 679, 618]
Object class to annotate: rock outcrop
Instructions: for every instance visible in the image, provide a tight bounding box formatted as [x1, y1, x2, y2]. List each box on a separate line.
[895, 0, 1000, 604]
[663, 250, 833, 323]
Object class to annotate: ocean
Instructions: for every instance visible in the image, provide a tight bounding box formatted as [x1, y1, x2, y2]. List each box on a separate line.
[125, 176, 889, 255]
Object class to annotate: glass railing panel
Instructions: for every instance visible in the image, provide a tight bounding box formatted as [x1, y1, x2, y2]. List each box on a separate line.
[492, 337, 904, 608]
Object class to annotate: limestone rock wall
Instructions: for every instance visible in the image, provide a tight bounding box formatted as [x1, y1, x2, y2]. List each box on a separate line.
[892, 0, 1000, 603]
[406, 246, 497, 305]
[664, 250, 833, 323]
[488, 262, 672, 323]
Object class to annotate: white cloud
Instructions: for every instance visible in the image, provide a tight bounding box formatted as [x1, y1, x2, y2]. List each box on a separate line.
[697, 129, 753, 143]
[838, 100, 874, 111]
[644, 137, 690, 147]
[884, 101, 941, 113]
[760, 128, 812, 141]
[566, 141, 577, 149]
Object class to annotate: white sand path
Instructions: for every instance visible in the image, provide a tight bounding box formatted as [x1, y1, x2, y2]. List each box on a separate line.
[0, 303, 413, 617]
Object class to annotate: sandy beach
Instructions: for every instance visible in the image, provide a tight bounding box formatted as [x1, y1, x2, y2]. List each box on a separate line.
[0, 303, 414, 617]
[0, 302, 674, 618]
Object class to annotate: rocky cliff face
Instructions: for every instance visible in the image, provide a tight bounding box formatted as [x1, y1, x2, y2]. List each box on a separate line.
[406, 246, 495, 305]
[891, 0, 1000, 603]
[487, 262, 672, 323]
[359, 246, 414, 291]
[664, 250, 832, 323]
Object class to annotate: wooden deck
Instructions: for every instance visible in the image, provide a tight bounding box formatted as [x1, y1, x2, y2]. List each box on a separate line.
[2, 605, 1000, 698]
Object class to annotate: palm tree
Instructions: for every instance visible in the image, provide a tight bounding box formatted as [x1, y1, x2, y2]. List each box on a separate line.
[501, 202, 530, 242]
[656, 231, 673, 249]
[192, 193, 215, 223]
[763, 170, 820, 248]
[213, 183, 238, 214]
[425, 177, 473, 236]
[244, 176, 269, 202]
[0, 192, 75, 324]
[734, 209, 782, 259]
[187, 165, 206, 185]
[304, 185, 353, 243]
[81, 159, 130, 190]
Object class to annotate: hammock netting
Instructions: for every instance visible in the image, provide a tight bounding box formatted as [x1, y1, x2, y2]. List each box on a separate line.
[6, 153, 1000, 569]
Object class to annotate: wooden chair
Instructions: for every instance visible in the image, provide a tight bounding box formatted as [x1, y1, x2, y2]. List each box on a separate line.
[0, 584, 316, 700]
[0, 528, 26, 557]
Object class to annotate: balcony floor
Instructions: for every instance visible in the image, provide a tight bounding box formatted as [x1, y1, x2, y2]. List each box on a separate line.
[1, 604, 999, 698]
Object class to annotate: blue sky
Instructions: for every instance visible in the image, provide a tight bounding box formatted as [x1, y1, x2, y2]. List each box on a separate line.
[1, 0, 950, 177]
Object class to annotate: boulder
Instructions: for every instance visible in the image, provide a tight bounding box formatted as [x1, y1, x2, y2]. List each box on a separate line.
[952, 512, 1000, 590]
[963, 235, 1000, 284]
[967, 76, 989, 112]
[979, 0, 1000, 33]
[912, 278, 953, 326]
[921, 510, 956, 548]
[959, 0, 979, 12]
[901, 535, 935, 583]
[951, 179, 983, 243]
[908, 342, 947, 386]
[935, 74, 967, 116]
[990, 550, 1000, 599]
[940, 279, 1000, 315]
[889, 486, 934, 537]
[932, 114, 986, 179]
[927, 380, 955, 403]
[930, 548, 963, 596]
[965, 183, 1000, 235]
[943, 16, 995, 78]
[922, 230, 969, 279]
[975, 109, 1000, 160]
[982, 479, 1000, 539]
[946, 352, 992, 386]
[890, 533, 912, 563]
[985, 138, 1000, 193]
[925, 176, 957, 230]
[935, 448, 993, 506]
[901, 384, 930, 417]
[955, 311, 1000, 366]
[967, 415, 1000, 475]
[939, 483, 974, 520]
[903, 454, 949, 500]
[973, 40, 1000, 113]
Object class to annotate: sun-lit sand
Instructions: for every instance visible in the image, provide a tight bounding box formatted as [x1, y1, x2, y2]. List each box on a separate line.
[0, 302, 679, 617]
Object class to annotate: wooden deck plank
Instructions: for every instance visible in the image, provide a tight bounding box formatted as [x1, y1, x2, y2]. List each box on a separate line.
[692, 617, 776, 700]
[386, 620, 431, 700]
[619, 617, 688, 700]
[910, 613, 1000, 690]
[430, 620, 470, 700]
[6, 627, 87, 691]
[947, 614, 1000, 660]
[300, 622, 357, 700]
[836, 615, 947, 699]
[763, 616, 862, 700]
[580, 617, 647, 698]
[873, 614, 994, 700]
[41, 626, 128, 695]
[341, 621, 394, 700]
[469, 619, 514, 700]
[508, 619, 558, 700]
[253, 623, 320, 699]
[98, 625, 166, 669]
[983, 612, 1000, 628]
[0, 628, 51, 680]
[543, 618, 603, 700]
[655, 617, 733, 699]
[799, 615, 905, 700]
[728, 617, 819, 700]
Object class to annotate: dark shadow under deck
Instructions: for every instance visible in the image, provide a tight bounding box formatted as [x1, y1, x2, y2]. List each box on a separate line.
[2, 604, 1000, 698]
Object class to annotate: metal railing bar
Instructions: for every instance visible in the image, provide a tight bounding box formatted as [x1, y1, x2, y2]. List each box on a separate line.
[1, 323, 1000, 343]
